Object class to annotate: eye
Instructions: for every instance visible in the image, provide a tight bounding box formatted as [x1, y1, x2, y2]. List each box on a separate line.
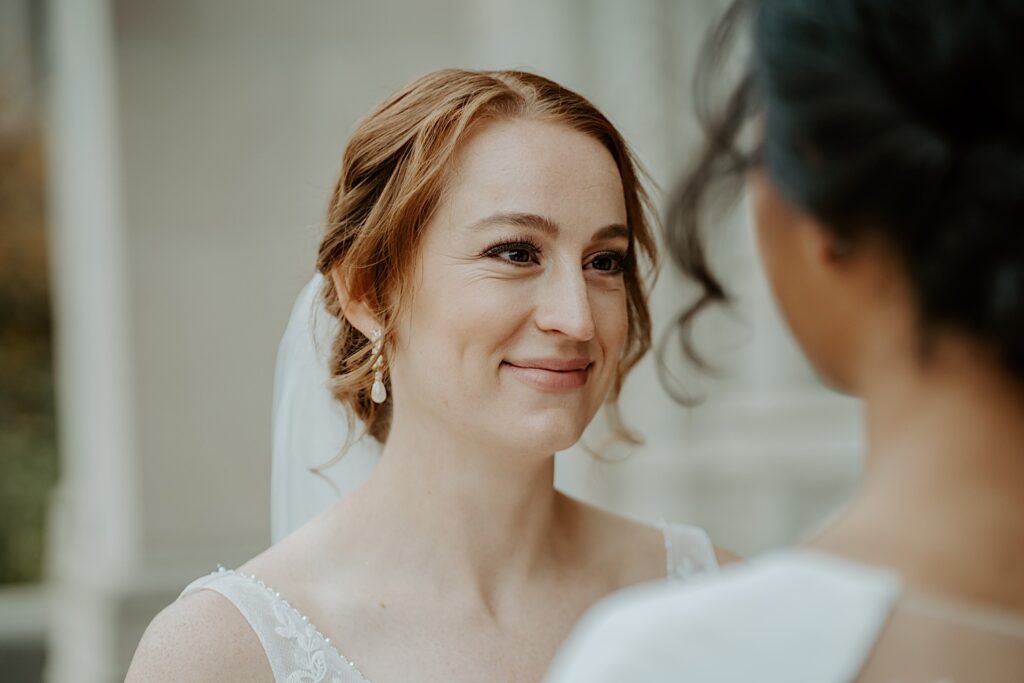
[504, 247, 535, 264]
[482, 240, 542, 266]
[586, 251, 626, 274]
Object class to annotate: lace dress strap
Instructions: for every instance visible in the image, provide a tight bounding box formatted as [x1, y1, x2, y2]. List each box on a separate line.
[659, 521, 720, 581]
[179, 567, 370, 683]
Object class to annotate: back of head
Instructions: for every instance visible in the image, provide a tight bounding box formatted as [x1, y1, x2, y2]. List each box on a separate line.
[669, 0, 1024, 380]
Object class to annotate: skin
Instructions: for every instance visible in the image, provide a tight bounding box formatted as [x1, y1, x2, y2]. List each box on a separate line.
[750, 168, 1024, 613]
[126, 119, 733, 683]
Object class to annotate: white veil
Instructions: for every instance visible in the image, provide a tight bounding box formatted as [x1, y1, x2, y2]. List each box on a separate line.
[270, 273, 381, 543]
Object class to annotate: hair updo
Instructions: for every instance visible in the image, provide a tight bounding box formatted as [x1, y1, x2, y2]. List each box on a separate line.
[669, 0, 1024, 378]
[317, 69, 658, 443]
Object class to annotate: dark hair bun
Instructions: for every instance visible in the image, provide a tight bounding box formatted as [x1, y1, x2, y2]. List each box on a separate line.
[754, 0, 1024, 376]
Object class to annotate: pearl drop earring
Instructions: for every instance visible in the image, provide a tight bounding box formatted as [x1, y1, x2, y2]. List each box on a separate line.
[370, 329, 387, 404]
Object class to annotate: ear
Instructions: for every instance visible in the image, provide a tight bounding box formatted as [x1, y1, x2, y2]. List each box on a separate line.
[823, 232, 854, 262]
[801, 218, 855, 271]
[329, 266, 380, 339]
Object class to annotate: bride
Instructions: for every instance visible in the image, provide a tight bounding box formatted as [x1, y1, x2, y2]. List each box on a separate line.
[126, 69, 730, 683]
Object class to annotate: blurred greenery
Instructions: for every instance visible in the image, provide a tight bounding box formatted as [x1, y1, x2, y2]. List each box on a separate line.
[0, 125, 58, 585]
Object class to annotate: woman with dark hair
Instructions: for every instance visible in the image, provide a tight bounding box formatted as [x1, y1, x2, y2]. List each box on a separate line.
[547, 1, 1024, 680]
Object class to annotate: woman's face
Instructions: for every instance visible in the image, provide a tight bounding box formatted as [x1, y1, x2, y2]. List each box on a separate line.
[389, 118, 631, 455]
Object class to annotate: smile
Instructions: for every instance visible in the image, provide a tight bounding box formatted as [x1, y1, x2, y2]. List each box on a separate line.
[501, 359, 593, 392]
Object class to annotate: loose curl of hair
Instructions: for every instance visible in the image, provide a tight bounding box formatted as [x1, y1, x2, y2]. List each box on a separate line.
[667, 0, 1024, 384]
[317, 69, 658, 445]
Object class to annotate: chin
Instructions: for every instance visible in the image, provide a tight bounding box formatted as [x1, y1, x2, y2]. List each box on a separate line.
[805, 354, 857, 395]
[510, 409, 590, 454]
[816, 369, 858, 396]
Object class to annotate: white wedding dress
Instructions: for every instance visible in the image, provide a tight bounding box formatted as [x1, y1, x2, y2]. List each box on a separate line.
[545, 549, 1024, 683]
[206, 276, 718, 681]
[178, 522, 720, 683]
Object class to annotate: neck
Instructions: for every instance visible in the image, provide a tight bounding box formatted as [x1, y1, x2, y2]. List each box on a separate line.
[861, 335, 1024, 499]
[815, 334, 1024, 607]
[328, 406, 573, 604]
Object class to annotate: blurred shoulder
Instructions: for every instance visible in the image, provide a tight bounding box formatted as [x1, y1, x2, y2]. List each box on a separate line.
[546, 551, 903, 683]
[714, 545, 742, 565]
[546, 559, 784, 682]
[125, 587, 272, 683]
[545, 577, 715, 682]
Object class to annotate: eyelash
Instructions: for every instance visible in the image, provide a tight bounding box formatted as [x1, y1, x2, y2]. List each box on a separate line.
[481, 237, 543, 265]
[480, 237, 628, 274]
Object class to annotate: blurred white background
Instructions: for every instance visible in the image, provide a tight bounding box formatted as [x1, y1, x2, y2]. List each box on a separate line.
[0, 0, 862, 680]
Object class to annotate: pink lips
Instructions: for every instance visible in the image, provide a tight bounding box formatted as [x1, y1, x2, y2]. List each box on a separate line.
[502, 358, 593, 392]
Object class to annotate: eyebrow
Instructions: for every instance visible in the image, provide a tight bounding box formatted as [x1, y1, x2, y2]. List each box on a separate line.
[466, 212, 630, 242]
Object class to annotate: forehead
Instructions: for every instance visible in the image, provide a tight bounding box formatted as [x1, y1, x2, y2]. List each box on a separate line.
[439, 118, 628, 231]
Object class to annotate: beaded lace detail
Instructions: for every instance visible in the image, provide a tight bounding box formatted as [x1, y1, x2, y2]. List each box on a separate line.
[180, 566, 371, 682]
[659, 520, 719, 581]
[215, 565, 371, 683]
[182, 523, 716, 683]
[220, 566, 371, 683]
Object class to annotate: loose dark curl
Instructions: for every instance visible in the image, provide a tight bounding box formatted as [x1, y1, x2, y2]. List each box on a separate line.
[668, 0, 1024, 381]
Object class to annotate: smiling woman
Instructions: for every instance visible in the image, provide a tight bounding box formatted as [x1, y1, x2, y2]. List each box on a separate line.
[375, 115, 637, 454]
[315, 70, 656, 447]
[125, 69, 729, 683]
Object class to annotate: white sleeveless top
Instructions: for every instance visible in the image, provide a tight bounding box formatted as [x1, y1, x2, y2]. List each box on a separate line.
[178, 522, 718, 683]
[544, 549, 1024, 683]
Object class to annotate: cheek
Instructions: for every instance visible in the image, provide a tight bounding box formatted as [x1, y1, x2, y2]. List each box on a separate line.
[756, 224, 813, 356]
[751, 174, 805, 324]
[593, 286, 630, 363]
[400, 271, 527, 381]
[751, 177, 785, 285]
[750, 176, 848, 385]
[755, 220, 792, 311]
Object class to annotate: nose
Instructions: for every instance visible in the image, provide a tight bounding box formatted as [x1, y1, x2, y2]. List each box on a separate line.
[534, 265, 596, 342]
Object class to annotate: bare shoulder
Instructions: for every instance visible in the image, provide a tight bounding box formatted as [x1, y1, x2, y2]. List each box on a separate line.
[125, 588, 272, 683]
[715, 545, 743, 565]
[563, 495, 742, 575]
[564, 497, 666, 583]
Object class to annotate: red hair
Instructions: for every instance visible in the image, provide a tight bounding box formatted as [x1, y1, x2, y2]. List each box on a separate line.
[317, 69, 658, 443]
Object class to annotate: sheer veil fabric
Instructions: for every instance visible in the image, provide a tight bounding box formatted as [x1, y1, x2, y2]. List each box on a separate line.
[271, 274, 380, 543]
